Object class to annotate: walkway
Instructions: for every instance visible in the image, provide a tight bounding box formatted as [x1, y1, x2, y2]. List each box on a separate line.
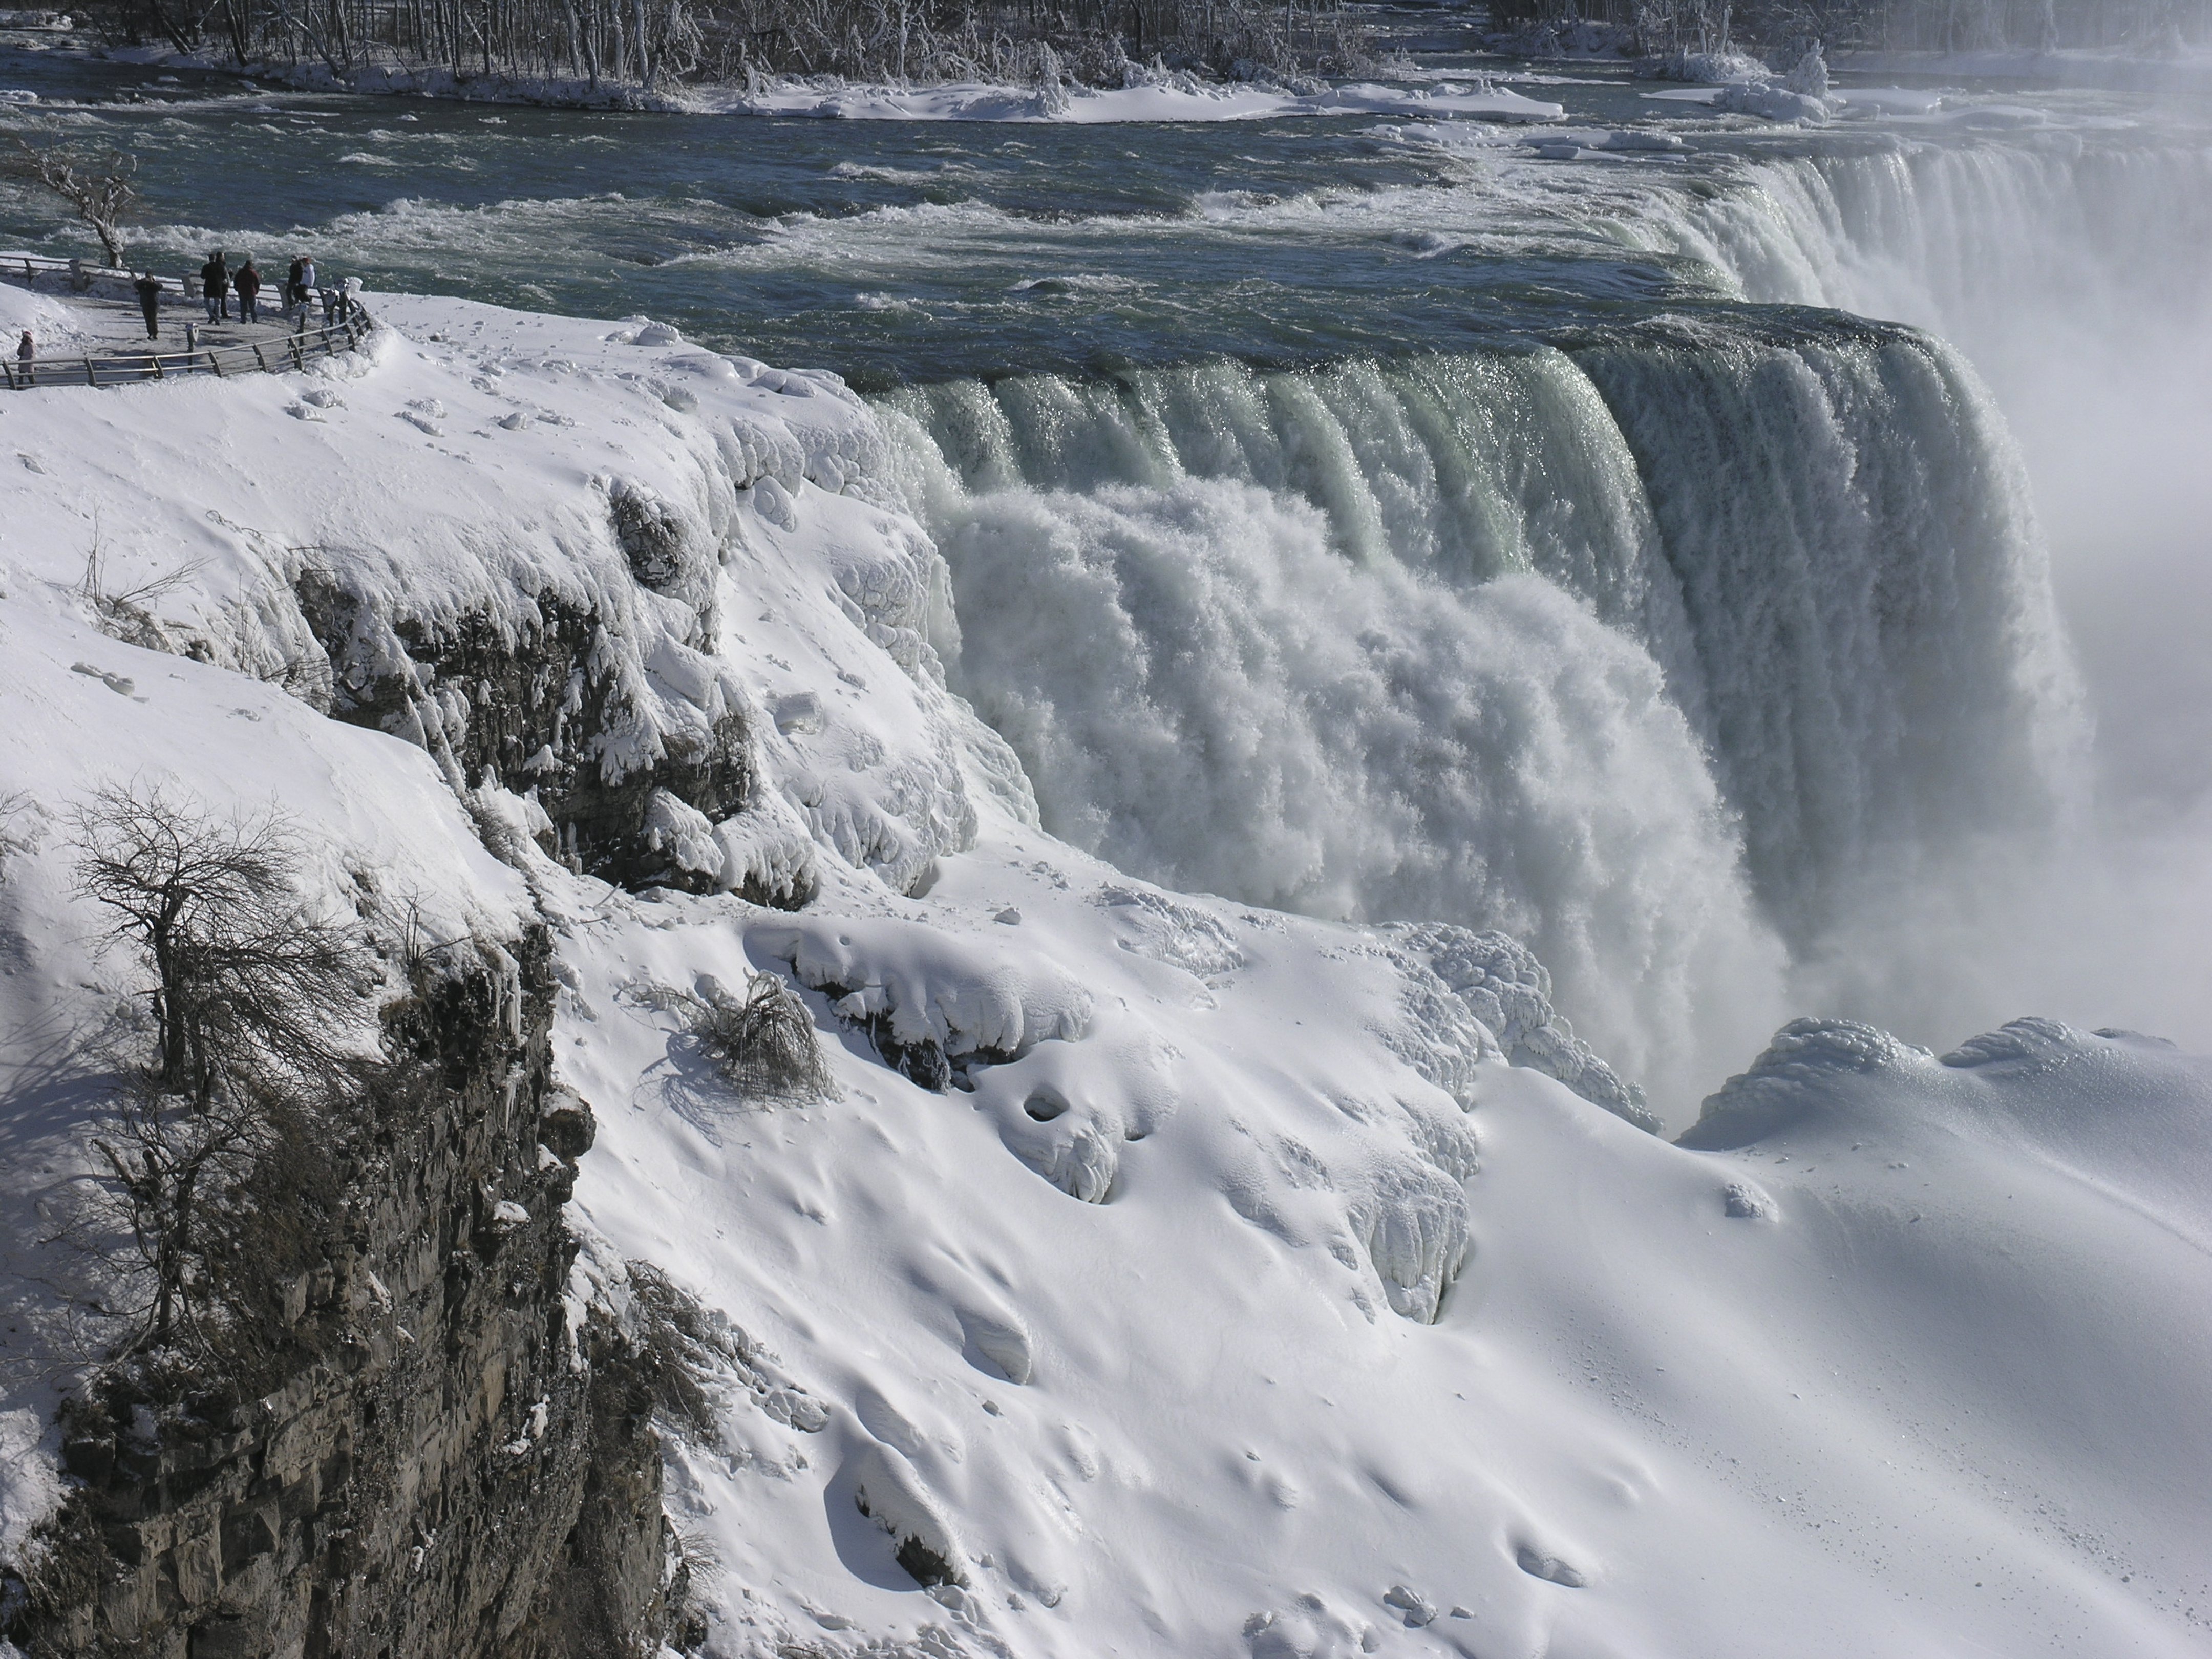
[3, 254, 374, 388]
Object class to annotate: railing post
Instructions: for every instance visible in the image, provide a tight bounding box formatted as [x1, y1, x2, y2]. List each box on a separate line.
[84, 358, 95, 387]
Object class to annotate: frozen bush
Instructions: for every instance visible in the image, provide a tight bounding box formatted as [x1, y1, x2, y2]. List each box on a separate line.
[693, 973, 834, 1103]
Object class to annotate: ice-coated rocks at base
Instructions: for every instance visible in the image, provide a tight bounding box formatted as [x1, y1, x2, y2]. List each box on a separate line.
[1385, 922, 1655, 1130]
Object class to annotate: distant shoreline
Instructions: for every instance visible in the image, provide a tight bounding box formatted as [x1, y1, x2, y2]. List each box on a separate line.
[1, 35, 1570, 122]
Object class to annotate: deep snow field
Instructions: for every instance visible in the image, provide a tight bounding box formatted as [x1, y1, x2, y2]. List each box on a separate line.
[1, 283, 2209, 1657]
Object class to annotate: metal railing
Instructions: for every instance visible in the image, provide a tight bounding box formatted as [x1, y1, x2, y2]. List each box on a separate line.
[8, 253, 194, 300]
[2, 312, 376, 389]
[4, 252, 375, 389]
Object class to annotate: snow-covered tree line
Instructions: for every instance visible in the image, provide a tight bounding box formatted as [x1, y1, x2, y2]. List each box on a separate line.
[77, 0, 1372, 88]
[1492, 0, 2210, 53]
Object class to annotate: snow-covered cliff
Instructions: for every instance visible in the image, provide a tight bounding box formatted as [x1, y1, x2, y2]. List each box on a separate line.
[0, 291, 2206, 1659]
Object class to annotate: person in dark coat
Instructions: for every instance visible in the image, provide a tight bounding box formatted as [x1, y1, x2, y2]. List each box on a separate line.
[285, 256, 305, 317]
[133, 272, 162, 339]
[234, 258, 261, 325]
[201, 251, 228, 321]
[15, 331, 30, 365]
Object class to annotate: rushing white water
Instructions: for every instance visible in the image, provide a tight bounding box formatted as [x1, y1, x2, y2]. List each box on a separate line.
[1567, 317, 2081, 941]
[882, 319, 2080, 1104]
[1615, 134, 2212, 1046]
[1653, 140, 2212, 761]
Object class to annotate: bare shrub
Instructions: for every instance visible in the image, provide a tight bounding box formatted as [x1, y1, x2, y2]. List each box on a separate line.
[626, 1260, 729, 1444]
[691, 973, 833, 1103]
[76, 519, 206, 651]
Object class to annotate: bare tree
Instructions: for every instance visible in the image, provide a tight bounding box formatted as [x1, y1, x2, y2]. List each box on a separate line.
[7, 141, 139, 270]
[89, 1077, 268, 1354]
[70, 783, 377, 1360]
[72, 781, 373, 1108]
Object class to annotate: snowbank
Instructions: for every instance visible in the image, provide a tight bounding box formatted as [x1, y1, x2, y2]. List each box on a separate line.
[1, 285, 2207, 1659]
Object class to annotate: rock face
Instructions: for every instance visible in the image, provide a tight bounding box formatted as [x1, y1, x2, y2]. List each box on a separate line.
[7, 931, 684, 1659]
[295, 574, 754, 895]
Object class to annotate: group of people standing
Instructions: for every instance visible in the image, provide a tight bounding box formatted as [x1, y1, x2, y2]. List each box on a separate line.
[11, 249, 360, 364]
[197, 250, 324, 326]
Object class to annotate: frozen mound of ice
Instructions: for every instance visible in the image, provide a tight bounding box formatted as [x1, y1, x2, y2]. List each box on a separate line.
[1714, 78, 1837, 123]
[707, 783, 821, 907]
[1940, 1015, 2097, 1074]
[1347, 1159, 1472, 1323]
[1679, 1016, 1929, 1147]
[753, 911, 1094, 1088]
[1384, 923, 1655, 1130]
[1781, 41, 1832, 97]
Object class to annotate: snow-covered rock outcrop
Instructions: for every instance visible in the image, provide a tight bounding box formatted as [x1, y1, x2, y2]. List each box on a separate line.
[0, 290, 989, 900]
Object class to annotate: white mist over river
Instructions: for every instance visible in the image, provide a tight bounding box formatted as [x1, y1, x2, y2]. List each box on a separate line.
[3, 55, 2207, 1107]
